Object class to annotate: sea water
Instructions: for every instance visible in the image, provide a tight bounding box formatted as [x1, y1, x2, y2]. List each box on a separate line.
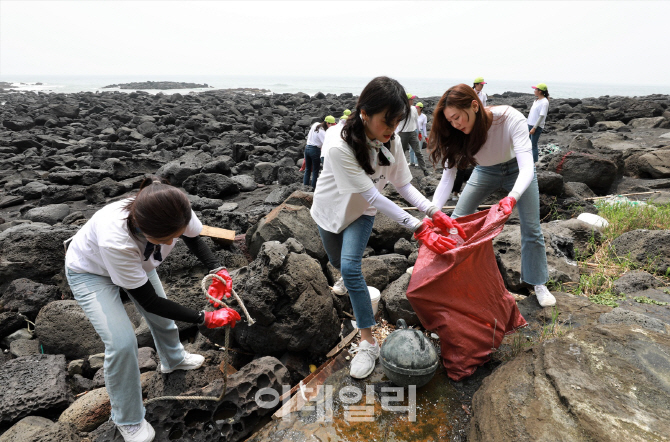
[2, 74, 670, 99]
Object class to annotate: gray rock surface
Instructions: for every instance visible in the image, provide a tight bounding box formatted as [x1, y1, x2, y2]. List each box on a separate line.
[0, 278, 61, 320]
[23, 204, 70, 225]
[0, 354, 70, 425]
[211, 242, 340, 357]
[381, 273, 420, 326]
[34, 300, 104, 359]
[90, 356, 289, 442]
[469, 324, 670, 442]
[611, 229, 670, 275]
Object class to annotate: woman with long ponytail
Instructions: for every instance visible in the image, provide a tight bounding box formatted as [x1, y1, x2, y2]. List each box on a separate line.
[311, 76, 466, 380]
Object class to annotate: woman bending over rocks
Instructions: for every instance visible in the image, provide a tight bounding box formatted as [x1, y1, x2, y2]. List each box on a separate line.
[429, 83, 555, 307]
[310, 76, 466, 380]
[64, 176, 240, 442]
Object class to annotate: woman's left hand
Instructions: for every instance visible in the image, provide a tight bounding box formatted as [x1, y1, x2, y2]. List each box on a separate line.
[529, 128, 536, 135]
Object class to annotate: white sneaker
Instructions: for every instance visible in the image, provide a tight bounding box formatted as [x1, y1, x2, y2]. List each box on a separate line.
[350, 338, 380, 379]
[160, 352, 205, 374]
[332, 277, 348, 296]
[117, 419, 155, 442]
[534, 285, 556, 307]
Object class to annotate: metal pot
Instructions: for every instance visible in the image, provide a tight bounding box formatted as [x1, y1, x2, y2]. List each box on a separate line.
[380, 319, 439, 388]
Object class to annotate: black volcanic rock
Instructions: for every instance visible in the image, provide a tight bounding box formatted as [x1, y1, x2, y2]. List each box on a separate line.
[102, 81, 211, 89]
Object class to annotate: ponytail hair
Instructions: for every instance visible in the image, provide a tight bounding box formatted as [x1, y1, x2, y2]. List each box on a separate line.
[314, 121, 329, 132]
[341, 76, 409, 175]
[124, 175, 192, 239]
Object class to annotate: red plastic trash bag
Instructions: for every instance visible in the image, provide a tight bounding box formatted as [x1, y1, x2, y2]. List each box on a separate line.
[406, 205, 528, 381]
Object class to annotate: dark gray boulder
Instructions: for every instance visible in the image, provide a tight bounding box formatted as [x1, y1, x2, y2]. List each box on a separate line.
[0, 354, 70, 425]
[212, 242, 340, 357]
[34, 300, 105, 359]
[611, 229, 670, 275]
[183, 173, 240, 199]
[23, 204, 70, 225]
[381, 273, 419, 326]
[468, 324, 670, 442]
[0, 278, 61, 320]
[156, 151, 212, 186]
[0, 223, 78, 288]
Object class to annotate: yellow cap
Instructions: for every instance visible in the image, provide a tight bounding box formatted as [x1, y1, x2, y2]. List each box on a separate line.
[416, 102, 424, 108]
[324, 115, 336, 124]
[532, 83, 548, 91]
[343, 109, 351, 116]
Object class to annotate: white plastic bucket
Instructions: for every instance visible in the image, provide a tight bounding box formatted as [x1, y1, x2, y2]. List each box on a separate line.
[577, 213, 609, 230]
[368, 286, 381, 316]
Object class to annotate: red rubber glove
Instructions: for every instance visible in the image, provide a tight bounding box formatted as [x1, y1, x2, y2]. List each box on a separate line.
[208, 269, 233, 307]
[299, 162, 306, 172]
[414, 219, 457, 254]
[432, 211, 467, 240]
[425, 137, 429, 143]
[498, 196, 517, 215]
[203, 308, 241, 329]
[418, 133, 422, 141]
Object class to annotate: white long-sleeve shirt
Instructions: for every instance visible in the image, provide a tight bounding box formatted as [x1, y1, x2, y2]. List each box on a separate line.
[396, 106, 419, 133]
[417, 113, 427, 138]
[306, 122, 328, 148]
[432, 106, 534, 210]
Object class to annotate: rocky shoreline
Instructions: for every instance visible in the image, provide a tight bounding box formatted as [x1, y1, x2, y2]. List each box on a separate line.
[102, 81, 212, 89]
[1, 87, 669, 441]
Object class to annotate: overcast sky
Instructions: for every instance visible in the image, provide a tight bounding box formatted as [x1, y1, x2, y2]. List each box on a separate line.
[2, 1, 669, 86]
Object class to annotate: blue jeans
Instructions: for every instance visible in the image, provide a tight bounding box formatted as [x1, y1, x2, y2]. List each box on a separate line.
[303, 144, 321, 189]
[528, 124, 543, 162]
[452, 158, 548, 286]
[318, 215, 376, 329]
[66, 267, 186, 426]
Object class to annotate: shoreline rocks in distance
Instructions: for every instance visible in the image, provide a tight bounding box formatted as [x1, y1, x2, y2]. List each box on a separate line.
[102, 80, 212, 89]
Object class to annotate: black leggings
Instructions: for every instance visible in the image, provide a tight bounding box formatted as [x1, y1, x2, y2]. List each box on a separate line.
[453, 167, 473, 193]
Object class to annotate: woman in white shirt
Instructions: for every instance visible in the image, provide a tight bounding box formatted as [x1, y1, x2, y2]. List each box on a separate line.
[411, 102, 428, 166]
[428, 83, 555, 308]
[303, 116, 337, 189]
[311, 76, 465, 380]
[527, 83, 550, 162]
[65, 177, 240, 442]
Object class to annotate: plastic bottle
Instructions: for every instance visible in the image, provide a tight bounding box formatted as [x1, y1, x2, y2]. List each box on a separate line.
[448, 228, 465, 248]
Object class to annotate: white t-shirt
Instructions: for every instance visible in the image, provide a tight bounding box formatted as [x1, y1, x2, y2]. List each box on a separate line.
[65, 199, 203, 289]
[527, 98, 549, 128]
[306, 122, 328, 148]
[311, 125, 413, 233]
[432, 106, 534, 209]
[417, 113, 427, 138]
[477, 90, 488, 107]
[396, 106, 419, 133]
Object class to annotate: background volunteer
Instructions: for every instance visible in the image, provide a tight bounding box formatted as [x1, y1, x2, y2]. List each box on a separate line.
[527, 83, 550, 162]
[473, 76, 487, 107]
[411, 102, 428, 167]
[302, 115, 337, 189]
[395, 93, 430, 176]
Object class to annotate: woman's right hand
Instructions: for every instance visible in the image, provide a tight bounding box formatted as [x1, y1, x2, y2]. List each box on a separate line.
[414, 219, 457, 254]
[432, 211, 467, 240]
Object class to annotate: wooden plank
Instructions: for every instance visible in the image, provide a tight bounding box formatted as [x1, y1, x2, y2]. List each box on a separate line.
[200, 225, 236, 244]
[326, 327, 359, 358]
